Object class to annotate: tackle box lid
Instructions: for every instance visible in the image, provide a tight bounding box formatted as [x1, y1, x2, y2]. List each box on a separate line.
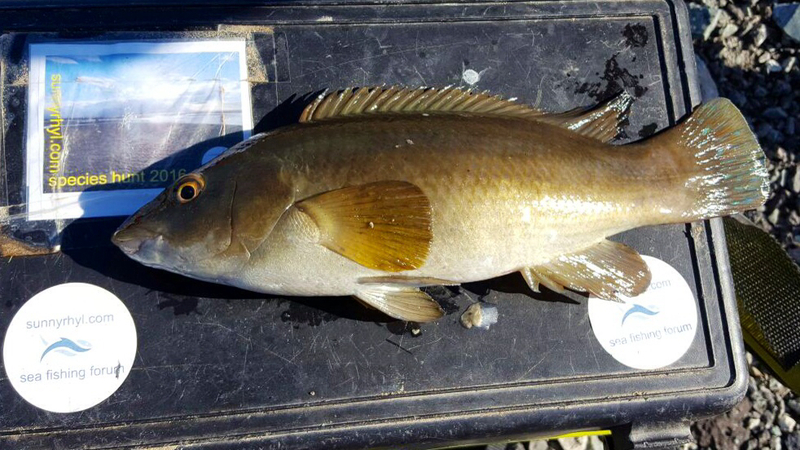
[0, 1, 745, 448]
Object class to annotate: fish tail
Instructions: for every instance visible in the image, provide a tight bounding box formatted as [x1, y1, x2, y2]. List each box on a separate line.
[647, 98, 769, 221]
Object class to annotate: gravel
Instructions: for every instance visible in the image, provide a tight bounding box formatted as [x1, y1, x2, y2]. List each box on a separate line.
[689, 352, 800, 449]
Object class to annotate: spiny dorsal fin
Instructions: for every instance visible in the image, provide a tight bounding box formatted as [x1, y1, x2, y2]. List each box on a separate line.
[299, 86, 547, 123]
[295, 180, 432, 272]
[521, 240, 651, 301]
[299, 86, 633, 143]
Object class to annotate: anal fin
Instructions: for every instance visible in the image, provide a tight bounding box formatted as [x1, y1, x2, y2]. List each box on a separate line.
[521, 267, 565, 294]
[354, 285, 444, 322]
[521, 240, 651, 301]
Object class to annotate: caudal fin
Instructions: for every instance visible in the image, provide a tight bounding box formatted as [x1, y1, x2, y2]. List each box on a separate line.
[653, 98, 769, 220]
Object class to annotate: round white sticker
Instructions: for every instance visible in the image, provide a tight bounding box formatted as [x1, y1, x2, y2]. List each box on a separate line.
[588, 256, 698, 370]
[3, 283, 137, 413]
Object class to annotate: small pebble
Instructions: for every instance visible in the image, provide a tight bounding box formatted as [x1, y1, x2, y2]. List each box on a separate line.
[786, 117, 796, 136]
[776, 80, 793, 95]
[784, 56, 797, 72]
[722, 23, 740, 38]
[769, 378, 790, 398]
[728, 90, 748, 105]
[749, 377, 760, 395]
[768, 208, 782, 226]
[774, 425, 784, 437]
[788, 399, 800, 416]
[791, 210, 800, 226]
[705, 9, 723, 40]
[779, 414, 797, 433]
[747, 416, 762, 430]
[504, 444, 526, 450]
[529, 441, 550, 450]
[766, 410, 777, 429]
[768, 129, 784, 144]
[586, 435, 604, 450]
[767, 59, 783, 72]
[557, 436, 588, 450]
[727, 4, 745, 21]
[758, 121, 776, 138]
[773, 435, 784, 450]
[754, 23, 768, 46]
[764, 107, 789, 120]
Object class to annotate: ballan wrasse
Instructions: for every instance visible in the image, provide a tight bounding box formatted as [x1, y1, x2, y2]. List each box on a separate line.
[112, 87, 769, 322]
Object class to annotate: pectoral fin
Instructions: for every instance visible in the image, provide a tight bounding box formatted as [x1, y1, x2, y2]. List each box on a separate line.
[354, 285, 444, 322]
[521, 240, 651, 301]
[296, 181, 432, 272]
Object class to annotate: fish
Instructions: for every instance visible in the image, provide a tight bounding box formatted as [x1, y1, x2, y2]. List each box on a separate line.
[112, 86, 769, 322]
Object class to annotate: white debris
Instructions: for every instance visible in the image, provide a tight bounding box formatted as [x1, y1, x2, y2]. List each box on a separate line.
[460, 302, 498, 329]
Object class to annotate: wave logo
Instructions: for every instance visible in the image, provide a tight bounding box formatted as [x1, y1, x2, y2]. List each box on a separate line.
[621, 304, 660, 326]
[40, 337, 92, 362]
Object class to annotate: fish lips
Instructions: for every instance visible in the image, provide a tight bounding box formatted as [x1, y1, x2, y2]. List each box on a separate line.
[112, 227, 174, 272]
[112, 224, 158, 257]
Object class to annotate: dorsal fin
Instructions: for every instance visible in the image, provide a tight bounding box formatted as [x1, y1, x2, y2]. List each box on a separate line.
[536, 92, 634, 143]
[298, 86, 633, 143]
[299, 86, 547, 123]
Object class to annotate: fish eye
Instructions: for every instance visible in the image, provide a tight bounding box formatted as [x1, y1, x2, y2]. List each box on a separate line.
[175, 174, 205, 204]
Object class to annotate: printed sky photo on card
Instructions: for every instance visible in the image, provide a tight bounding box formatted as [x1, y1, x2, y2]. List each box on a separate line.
[26, 41, 253, 220]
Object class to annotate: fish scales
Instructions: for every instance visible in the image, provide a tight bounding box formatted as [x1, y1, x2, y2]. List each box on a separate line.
[248, 115, 663, 283]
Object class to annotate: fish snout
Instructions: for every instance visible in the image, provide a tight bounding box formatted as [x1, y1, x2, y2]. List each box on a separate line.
[112, 224, 155, 256]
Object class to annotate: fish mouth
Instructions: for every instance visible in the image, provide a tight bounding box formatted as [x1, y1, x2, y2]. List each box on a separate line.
[112, 228, 175, 272]
[112, 232, 144, 255]
[112, 223, 158, 257]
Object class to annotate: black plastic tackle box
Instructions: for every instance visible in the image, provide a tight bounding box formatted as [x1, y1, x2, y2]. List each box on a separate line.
[0, 1, 746, 448]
